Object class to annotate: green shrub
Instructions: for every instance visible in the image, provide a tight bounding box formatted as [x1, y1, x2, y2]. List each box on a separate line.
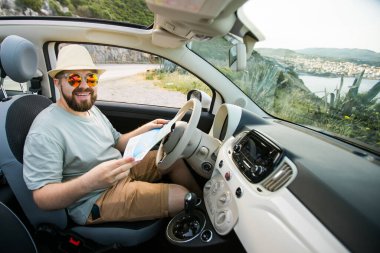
[16, 0, 43, 11]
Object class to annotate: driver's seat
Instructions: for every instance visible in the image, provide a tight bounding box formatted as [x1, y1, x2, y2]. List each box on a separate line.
[0, 35, 162, 250]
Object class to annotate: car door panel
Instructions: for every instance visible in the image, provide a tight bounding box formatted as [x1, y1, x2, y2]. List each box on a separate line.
[96, 101, 214, 136]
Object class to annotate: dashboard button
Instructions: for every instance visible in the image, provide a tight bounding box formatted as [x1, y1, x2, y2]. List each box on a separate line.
[218, 192, 231, 206]
[225, 171, 231, 181]
[198, 146, 209, 158]
[204, 180, 212, 190]
[235, 187, 242, 198]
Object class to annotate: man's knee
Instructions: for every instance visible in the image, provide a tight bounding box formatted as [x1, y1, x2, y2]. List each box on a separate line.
[168, 184, 188, 216]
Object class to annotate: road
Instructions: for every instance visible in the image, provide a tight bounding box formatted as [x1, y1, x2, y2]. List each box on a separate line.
[97, 64, 187, 108]
[98, 64, 159, 82]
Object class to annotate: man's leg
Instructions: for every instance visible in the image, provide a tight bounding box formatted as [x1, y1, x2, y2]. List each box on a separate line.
[130, 151, 202, 217]
[87, 152, 205, 224]
[166, 159, 203, 197]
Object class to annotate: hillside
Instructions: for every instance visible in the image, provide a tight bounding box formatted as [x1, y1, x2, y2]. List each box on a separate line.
[1, 0, 154, 25]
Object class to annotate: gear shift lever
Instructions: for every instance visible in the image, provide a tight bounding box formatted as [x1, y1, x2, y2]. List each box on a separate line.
[184, 192, 197, 214]
[169, 192, 204, 241]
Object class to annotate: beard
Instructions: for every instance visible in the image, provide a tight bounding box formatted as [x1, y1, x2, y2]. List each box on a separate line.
[61, 86, 97, 112]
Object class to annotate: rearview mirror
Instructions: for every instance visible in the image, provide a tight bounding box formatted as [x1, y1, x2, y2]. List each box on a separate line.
[229, 2, 265, 60]
[229, 43, 247, 71]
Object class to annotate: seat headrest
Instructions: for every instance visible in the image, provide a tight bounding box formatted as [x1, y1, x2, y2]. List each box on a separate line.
[0, 35, 37, 83]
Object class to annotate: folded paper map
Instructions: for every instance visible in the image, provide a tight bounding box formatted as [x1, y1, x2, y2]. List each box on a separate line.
[124, 117, 177, 161]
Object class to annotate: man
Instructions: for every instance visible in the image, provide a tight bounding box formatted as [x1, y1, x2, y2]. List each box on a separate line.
[23, 44, 201, 225]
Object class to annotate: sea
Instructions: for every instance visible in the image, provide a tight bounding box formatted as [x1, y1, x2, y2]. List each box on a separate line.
[299, 75, 380, 99]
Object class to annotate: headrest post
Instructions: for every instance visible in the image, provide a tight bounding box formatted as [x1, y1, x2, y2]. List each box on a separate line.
[0, 76, 9, 100]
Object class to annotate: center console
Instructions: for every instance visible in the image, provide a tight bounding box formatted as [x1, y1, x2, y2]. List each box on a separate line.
[165, 129, 293, 252]
[165, 192, 242, 249]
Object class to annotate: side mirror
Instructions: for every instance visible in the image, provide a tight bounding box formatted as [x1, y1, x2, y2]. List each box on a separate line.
[229, 43, 246, 71]
[187, 89, 211, 111]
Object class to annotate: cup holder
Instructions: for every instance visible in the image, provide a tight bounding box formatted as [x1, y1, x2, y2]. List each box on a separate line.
[167, 209, 206, 243]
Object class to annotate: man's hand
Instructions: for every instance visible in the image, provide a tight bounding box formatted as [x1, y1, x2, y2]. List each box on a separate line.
[81, 157, 139, 192]
[32, 157, 139, 210]
[139, 118, 169, 133]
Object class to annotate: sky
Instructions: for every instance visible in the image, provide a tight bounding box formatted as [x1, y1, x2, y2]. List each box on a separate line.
[242, 0, 380, 52]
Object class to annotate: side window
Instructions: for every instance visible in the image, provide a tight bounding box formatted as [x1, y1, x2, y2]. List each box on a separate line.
[2, 77, 27, 92]
[74, 44, 211, 108]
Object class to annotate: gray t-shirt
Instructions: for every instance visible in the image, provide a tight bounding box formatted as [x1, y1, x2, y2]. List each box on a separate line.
[23, 104, 122, 225]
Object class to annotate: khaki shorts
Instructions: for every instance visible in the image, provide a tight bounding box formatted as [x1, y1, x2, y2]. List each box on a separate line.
[86, 150, 169, 224]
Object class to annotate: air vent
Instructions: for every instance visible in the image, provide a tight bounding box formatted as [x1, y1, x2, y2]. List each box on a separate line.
[262, 163, 293, 192]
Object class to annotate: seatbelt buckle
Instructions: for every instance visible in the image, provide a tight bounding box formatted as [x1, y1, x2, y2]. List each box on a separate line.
[69, 236, 81, 247]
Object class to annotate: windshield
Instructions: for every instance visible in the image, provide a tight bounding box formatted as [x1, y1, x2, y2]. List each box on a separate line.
[0, 0, 154, 26]
[190, 0, 380, 153]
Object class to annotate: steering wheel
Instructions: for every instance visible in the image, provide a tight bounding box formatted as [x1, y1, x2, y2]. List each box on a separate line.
[156, 98, 202, 173]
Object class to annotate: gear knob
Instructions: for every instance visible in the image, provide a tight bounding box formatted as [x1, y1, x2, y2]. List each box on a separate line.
[184, 192, 197, 214]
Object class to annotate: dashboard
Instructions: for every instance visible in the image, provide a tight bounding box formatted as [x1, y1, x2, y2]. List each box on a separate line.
[193, 103, 380, 253]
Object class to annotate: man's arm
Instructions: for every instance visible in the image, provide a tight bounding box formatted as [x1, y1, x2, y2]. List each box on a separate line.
[33, 176, 90, 210]
[33, 157, 137, 210]
[115, 118, 168, 152]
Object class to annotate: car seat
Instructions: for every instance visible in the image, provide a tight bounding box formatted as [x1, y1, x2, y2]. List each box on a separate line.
[0, 35, 162, 251]
[0, 201, 38, 253]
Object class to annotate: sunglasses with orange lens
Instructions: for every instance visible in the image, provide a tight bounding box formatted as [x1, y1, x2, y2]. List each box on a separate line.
[64, 73, 99, 88]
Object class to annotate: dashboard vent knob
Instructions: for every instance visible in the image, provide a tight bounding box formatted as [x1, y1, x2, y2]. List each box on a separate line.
[233, 144, 241, 153]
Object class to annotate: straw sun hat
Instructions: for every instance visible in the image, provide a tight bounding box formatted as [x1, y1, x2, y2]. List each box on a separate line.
[48, 44, 106, 78]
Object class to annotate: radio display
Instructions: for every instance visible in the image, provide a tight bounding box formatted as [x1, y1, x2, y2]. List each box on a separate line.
[232, 130, 282, 183]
